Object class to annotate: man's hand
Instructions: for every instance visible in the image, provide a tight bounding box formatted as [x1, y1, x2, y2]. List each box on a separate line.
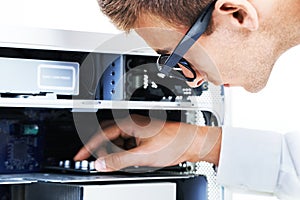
[73, 114, 221, 172]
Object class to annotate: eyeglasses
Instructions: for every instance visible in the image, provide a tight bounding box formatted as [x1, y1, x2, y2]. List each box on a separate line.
[156, 0, 216, 82]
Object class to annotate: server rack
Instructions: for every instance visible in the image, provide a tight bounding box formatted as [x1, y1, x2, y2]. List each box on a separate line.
[0, 26, 225, 200]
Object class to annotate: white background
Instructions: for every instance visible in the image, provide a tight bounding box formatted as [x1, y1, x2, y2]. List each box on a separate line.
[0, 0, 299, 200]
[227, 44, 300, 200]
[0, 0, 120, 34]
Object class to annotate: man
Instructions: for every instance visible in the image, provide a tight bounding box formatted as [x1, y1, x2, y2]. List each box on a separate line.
[74, 0, 300, 199]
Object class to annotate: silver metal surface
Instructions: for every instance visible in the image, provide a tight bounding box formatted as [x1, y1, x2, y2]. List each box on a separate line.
[0, 177, 36, 185]
[0, 173, 193, 184]
[0, 25, 156, 55]
[0, 99, 212, 110]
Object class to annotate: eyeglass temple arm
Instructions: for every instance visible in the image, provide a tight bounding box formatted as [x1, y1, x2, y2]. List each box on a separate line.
[161, 0, 216, 75]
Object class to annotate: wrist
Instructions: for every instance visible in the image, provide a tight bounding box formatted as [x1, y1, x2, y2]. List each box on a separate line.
[188, 126, 222, 166]
[203, 126, 222, 165]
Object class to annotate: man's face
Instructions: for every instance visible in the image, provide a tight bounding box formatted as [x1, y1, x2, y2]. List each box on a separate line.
[134, 0, 299, 92]
[135, 18, 272, 92]
[135, 26, 223, 88]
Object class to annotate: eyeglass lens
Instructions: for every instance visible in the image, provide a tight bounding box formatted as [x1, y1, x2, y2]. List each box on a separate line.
[158, 55, 196, 80]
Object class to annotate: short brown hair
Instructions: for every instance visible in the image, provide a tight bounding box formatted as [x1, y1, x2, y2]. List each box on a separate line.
[98, 0, 213, 32]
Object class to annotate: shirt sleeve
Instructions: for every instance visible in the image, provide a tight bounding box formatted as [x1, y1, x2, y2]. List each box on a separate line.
[216, 126, 300, 200]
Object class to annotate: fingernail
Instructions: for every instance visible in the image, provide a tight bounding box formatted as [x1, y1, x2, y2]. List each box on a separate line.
[95, 159, 107, 171]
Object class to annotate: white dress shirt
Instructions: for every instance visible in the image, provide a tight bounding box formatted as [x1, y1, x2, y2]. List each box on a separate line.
[217, 45, 300, 200]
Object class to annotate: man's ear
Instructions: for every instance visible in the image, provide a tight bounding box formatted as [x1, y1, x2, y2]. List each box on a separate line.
[215, 0, 259, 31]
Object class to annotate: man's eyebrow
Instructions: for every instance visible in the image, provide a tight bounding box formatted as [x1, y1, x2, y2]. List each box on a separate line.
[155, 49, 172, 55]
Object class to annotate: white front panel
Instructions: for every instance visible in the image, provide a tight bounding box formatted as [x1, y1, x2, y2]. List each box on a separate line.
[83, 182, 176, 200]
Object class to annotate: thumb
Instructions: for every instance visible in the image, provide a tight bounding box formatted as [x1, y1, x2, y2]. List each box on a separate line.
[94, 150, 143, 172]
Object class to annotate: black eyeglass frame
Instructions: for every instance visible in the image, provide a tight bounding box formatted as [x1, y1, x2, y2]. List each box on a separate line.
[156, 0, 216, 82]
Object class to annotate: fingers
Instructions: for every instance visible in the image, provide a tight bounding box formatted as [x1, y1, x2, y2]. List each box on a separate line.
[94, 149, 144, 172]
[75, 115, 206, 172]
[73, 132, 105, 161]
[91, 121, 200, 172]
[74, 146, 92, 161]
[74, 124, 123, 161]
[94, 142, 188, 172]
